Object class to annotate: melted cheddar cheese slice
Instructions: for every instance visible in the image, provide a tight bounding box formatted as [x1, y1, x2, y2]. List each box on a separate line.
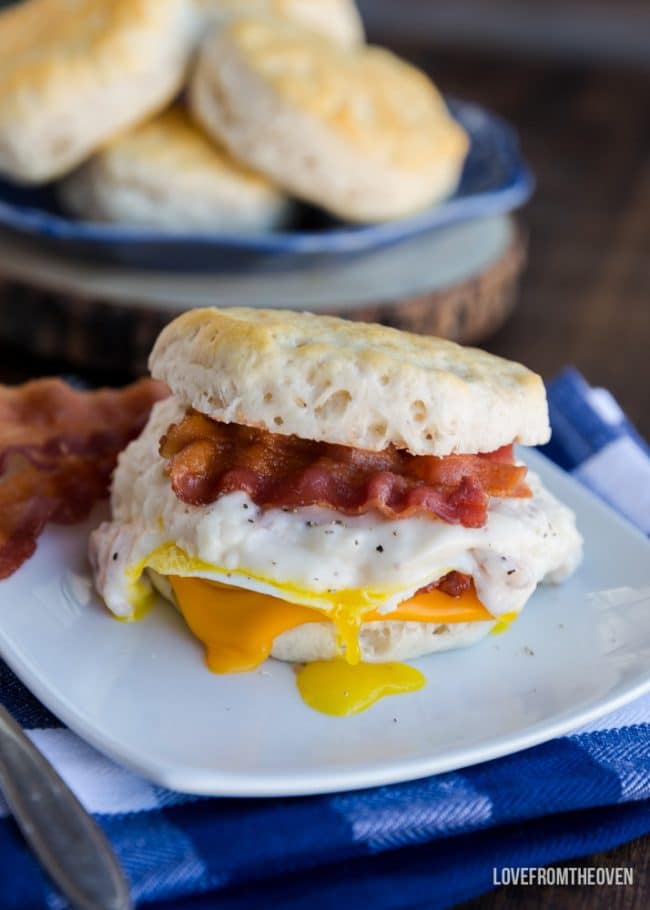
[169, 576, 493, 674]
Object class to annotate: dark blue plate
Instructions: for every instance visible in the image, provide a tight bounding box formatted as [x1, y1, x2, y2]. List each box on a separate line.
[0, 99, 533, 272]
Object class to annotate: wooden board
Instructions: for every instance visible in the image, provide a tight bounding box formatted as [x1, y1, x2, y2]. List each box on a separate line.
[0, 215, 525, 373]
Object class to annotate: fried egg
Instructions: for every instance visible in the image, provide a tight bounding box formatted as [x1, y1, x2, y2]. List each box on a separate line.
[89, 398, 582, 714]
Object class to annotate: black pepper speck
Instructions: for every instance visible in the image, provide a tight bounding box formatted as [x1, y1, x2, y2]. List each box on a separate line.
[376, 545, 384, 553]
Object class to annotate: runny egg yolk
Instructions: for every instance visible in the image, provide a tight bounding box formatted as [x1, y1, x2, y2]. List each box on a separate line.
[296, 661, 426, 717]
[490, 611, 519, 634]
[168, 576, 495, 715]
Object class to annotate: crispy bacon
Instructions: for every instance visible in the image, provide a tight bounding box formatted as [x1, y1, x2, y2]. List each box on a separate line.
[418, 571, 472, 598]
[0, 378, 168, 580]
[160, 411, 530, 527]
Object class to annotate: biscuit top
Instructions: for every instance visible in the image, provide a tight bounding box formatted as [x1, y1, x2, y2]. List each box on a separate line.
[149, 308, 550, 456]
[0, 0, 187, 107]
[194, 0, 364, 46]
[94, 107, 278, 192]
[216, 17, 468, 174]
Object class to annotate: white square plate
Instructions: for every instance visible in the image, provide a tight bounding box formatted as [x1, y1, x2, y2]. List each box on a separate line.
[0, 450, 648, 796]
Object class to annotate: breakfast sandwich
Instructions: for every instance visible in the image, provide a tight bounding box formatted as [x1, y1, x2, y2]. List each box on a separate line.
[90, 308, 582, 712]
[59, 107, 291, 232]
[189, 17, 469, 222]
[0, 0, 194, 183]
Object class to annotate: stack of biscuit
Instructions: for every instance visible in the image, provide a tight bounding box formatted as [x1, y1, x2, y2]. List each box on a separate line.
[0, 0, 469, 231]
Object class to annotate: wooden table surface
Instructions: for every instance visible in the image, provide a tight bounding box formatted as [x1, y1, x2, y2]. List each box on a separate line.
[0, 46, 647, 908]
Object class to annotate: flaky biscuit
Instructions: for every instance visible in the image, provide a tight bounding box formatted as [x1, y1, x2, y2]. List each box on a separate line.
[188, 17, 469, 222]
[194, 0, 363, 47]
[0, 0, 194, 183]
[59, 107, 291, 231]
[149, 307, 550, 456]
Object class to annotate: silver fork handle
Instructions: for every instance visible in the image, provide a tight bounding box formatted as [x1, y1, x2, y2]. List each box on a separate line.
[0, 704, 132, 910]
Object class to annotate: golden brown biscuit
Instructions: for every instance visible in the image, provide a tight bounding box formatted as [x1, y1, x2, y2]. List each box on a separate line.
[149, 307, 551, 456]
[59, 107, 291, 231]
[0, 0, 194, 183]
[189, 17, 469, 222]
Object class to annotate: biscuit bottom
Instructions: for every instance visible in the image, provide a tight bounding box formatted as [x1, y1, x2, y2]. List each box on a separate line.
[272, 617, 496, 663]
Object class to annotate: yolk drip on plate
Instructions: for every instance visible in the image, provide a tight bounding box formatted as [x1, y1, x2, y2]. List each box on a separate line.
[168, 575, 497, 715]
[490, 612, 518, 634]
[296, 660, 426, 716]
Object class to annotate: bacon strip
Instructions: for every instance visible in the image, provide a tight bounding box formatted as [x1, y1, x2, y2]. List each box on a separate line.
[0, 378, 168, 580]
[160, 411, 530, 527]
[420, 571, 473, 598]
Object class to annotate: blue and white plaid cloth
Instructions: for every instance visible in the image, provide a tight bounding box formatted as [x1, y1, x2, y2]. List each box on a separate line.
[1, 369, 649, 910]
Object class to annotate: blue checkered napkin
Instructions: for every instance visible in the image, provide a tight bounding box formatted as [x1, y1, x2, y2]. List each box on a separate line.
[542, 368, 650, 534]
[1, 370, 649, 910]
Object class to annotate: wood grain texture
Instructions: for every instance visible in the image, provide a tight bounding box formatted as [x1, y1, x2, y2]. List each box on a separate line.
[0, 226, 526, 374]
